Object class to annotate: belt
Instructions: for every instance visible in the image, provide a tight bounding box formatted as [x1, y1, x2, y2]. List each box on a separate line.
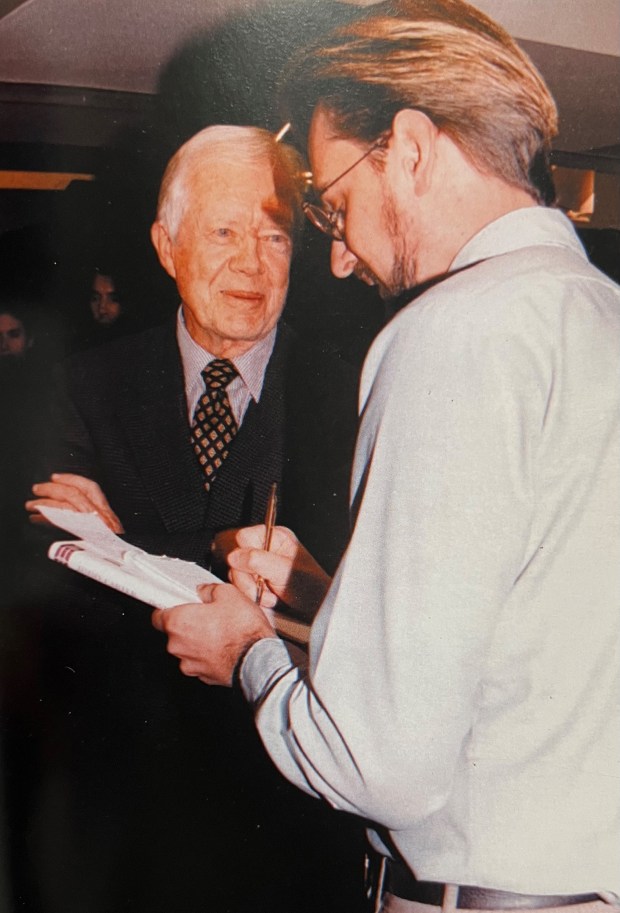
[386, 861, 600, 910]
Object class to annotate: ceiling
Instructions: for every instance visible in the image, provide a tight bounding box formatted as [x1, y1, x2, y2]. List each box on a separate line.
[0, 0, 617, 168]
[0, 0, 617, 323]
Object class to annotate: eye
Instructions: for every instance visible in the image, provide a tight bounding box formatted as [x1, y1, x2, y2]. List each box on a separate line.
[212, 227, 235, 240]
[260, 231, 291, 248]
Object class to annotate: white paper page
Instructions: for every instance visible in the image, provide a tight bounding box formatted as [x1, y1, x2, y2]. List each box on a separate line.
[49, 541, 195, 609]
[41, 506, 310, 644]
[126, 552, 221, 594]
[37, 506, 132, 562]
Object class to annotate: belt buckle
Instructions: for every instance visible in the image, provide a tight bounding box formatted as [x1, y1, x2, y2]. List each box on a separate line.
[364, 852, 387, 913]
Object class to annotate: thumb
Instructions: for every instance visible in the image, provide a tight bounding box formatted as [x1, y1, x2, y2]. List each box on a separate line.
[151, 608, 166, 631]
[196, 582, 220, 603]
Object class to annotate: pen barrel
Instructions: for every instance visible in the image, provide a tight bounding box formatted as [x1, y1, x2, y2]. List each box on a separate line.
[255, 483, 278, 604]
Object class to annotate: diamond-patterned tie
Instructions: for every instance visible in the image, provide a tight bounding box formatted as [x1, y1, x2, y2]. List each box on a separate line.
[190, 358, 238, 492]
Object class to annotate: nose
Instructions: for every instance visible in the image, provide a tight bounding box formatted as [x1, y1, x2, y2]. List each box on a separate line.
[231, 236, 263, 275]
[330, 239, 358, 279]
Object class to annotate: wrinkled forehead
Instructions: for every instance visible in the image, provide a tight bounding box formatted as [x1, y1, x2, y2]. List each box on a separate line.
[187, 158, 294, 231]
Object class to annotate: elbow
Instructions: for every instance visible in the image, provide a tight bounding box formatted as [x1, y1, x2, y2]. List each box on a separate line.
[355, 760, 452, 828]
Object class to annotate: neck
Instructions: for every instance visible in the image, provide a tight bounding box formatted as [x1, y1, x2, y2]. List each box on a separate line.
[414, 142, 537, 284]
[182, 307, 258, 359]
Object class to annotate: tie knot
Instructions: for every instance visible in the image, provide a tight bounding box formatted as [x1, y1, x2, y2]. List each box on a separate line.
[201, 358, 238, 391]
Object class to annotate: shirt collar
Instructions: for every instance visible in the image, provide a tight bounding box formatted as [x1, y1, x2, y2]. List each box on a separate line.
[176, 306, 276, 403]
[450, 206, 587, 273]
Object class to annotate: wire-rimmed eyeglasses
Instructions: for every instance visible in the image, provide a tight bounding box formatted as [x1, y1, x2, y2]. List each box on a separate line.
[302, 138, 387, 242]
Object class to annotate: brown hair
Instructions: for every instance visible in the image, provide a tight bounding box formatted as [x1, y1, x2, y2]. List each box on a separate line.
[281, 0, 558, 204]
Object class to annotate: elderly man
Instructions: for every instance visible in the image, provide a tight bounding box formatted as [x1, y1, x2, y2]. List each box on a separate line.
[29, 125, 355, 576]
[24, 126, 363, 913]
[154, 3, 620, 911]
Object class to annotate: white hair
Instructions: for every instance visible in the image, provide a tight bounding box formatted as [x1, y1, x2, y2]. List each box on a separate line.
[156, 124, 304, 240]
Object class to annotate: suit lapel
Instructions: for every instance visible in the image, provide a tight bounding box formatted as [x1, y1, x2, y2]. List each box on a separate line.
[116, 322, 207, 532]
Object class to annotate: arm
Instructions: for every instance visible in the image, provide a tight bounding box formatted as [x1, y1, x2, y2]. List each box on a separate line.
[155, 299, 544, 826]
[235, 305, 543, 824]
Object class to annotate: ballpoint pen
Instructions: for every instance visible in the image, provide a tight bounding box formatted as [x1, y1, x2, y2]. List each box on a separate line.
[256, 482, 277, 604]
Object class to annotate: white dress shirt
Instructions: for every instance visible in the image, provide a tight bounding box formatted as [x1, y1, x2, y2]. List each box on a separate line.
[241, 207, 620, 895]
[176, 307, 276, 425]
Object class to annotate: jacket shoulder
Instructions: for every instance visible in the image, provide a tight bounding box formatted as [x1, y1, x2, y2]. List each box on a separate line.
[60, 320, 180, 396]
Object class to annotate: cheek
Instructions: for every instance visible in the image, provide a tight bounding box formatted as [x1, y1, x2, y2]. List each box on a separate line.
[179, 248, 225, 293]
[266, 255, 291, 299]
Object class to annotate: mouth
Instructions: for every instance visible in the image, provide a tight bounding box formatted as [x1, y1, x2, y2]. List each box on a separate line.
[221, 290, 264, 302]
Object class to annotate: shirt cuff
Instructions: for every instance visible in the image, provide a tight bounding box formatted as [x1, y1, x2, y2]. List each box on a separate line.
[239, 636, 305, 704]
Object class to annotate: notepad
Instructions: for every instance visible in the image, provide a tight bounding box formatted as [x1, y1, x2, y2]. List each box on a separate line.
[41, 506, 310, 645]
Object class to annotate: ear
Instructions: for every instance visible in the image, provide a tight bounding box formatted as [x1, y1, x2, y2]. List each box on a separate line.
[150, 221, 177, 279]
[389, 109, 438, 197]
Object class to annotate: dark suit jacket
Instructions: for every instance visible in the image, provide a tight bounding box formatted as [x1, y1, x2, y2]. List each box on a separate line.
[20, 317, 366, 913]
[45, 317, 357, 574]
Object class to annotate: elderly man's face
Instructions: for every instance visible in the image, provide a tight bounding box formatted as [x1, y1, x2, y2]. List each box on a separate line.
[154, 158, 293, 358]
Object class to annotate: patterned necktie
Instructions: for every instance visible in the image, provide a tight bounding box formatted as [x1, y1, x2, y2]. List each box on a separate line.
[190, 358, 239, 492]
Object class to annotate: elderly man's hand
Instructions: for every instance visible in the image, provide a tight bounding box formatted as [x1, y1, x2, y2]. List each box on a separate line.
[227, 525, 332, 620]
[25, 472, 124, 534]
[152, 583, 276, 686]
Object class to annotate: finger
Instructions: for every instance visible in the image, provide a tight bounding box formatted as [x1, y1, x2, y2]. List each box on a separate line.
[51, 473, 106, 502]
[229, 568, 278, 608]
[151, 608, 167, 631]
[228, 567, 260, 602]
[228, 547, 292, 586]
[49, 475, 123, 532]
[25, 497, 48, 514]
[25, 497, 79, 514]
[30, 482, 97, 514]
[100, 510, 124, 534]
[179, 659, 203, 678]
[196, 582, 224, 603]
[234, 524, 268, 548]
[29, 486, 123, 532]
[27, 512, 52, 526]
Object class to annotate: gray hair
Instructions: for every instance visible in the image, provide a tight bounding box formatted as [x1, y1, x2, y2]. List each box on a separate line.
[156, 125, 306, 240]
